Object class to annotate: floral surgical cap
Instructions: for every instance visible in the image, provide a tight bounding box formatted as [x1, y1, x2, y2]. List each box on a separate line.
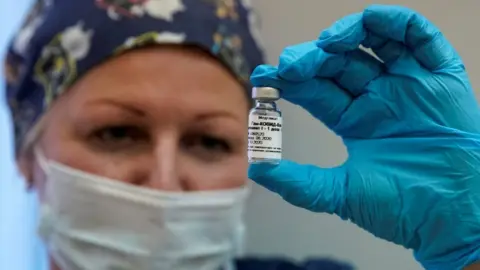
[4, 0, 265, 153]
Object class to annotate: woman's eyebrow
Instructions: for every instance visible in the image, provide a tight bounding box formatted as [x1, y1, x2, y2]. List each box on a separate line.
[84, 99, 146, 117]
[194, 110, 242, 123]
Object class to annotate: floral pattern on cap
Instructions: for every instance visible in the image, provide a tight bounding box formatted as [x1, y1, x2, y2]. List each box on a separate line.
[4, 0, 265, 153]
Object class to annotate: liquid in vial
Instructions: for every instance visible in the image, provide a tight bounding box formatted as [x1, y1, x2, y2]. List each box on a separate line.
[248, 87, 282, 164]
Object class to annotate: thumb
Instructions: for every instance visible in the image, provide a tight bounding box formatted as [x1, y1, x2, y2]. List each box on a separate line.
[248, 160, 348, 215]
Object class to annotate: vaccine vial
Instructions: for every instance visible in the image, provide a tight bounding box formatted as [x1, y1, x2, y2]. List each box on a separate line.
[248, 87, 282, 164]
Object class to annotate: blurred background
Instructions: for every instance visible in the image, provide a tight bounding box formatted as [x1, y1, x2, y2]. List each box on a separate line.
[1, 1, 479, 270]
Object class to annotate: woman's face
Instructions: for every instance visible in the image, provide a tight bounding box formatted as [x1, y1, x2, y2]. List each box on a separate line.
[28, 46, 249, 196]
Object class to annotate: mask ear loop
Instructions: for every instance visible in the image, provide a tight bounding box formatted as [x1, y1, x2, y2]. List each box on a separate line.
[23, 148, 49, 191]
[33, 147, 50, 174]
[33, 148, 56, 242]
[34, 148, 56, 246]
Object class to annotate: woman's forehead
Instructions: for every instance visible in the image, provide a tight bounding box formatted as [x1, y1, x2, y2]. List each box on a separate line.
[63, 48, 249, 121]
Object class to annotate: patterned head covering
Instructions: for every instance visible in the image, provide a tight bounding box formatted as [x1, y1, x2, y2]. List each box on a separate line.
[4, 0, 265, 154]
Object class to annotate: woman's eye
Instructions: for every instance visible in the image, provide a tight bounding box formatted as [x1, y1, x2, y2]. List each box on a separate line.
[91, 126, 148, 149]
[183, 135, 232, 160]
[199, 136, 230, 152]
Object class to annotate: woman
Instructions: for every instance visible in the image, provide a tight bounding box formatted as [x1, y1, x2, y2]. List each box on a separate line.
[4, 0, 352, 269]
[7, 0, 480, 269]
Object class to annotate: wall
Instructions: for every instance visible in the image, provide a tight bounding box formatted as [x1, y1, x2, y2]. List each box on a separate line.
[244, 1, 480, 270]
[1, 1, 479, 270]
[0, 1, 48, 270]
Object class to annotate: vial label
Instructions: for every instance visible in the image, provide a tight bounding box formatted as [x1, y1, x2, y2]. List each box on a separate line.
[248, 114, 282, 161]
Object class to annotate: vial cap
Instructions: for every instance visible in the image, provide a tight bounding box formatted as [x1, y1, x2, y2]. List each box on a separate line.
[252, 87, 280, 100]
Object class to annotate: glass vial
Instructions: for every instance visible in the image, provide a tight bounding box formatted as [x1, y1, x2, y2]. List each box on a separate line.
[248, 87, 282, 164]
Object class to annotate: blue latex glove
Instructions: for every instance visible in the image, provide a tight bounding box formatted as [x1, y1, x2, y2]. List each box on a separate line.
[249, 5, 480, 270]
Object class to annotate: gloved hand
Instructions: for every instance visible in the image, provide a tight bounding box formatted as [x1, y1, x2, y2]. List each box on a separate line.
[249, 5, 480, 270]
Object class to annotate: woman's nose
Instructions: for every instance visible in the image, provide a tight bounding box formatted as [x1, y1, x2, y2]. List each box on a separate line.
[145, 135, 183, 191]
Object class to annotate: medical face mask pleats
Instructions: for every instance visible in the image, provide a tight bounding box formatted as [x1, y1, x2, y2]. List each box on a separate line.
[35, 150, 250, 270]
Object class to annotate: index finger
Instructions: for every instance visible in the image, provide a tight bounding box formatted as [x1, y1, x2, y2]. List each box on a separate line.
[317, 5, 463, 71]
